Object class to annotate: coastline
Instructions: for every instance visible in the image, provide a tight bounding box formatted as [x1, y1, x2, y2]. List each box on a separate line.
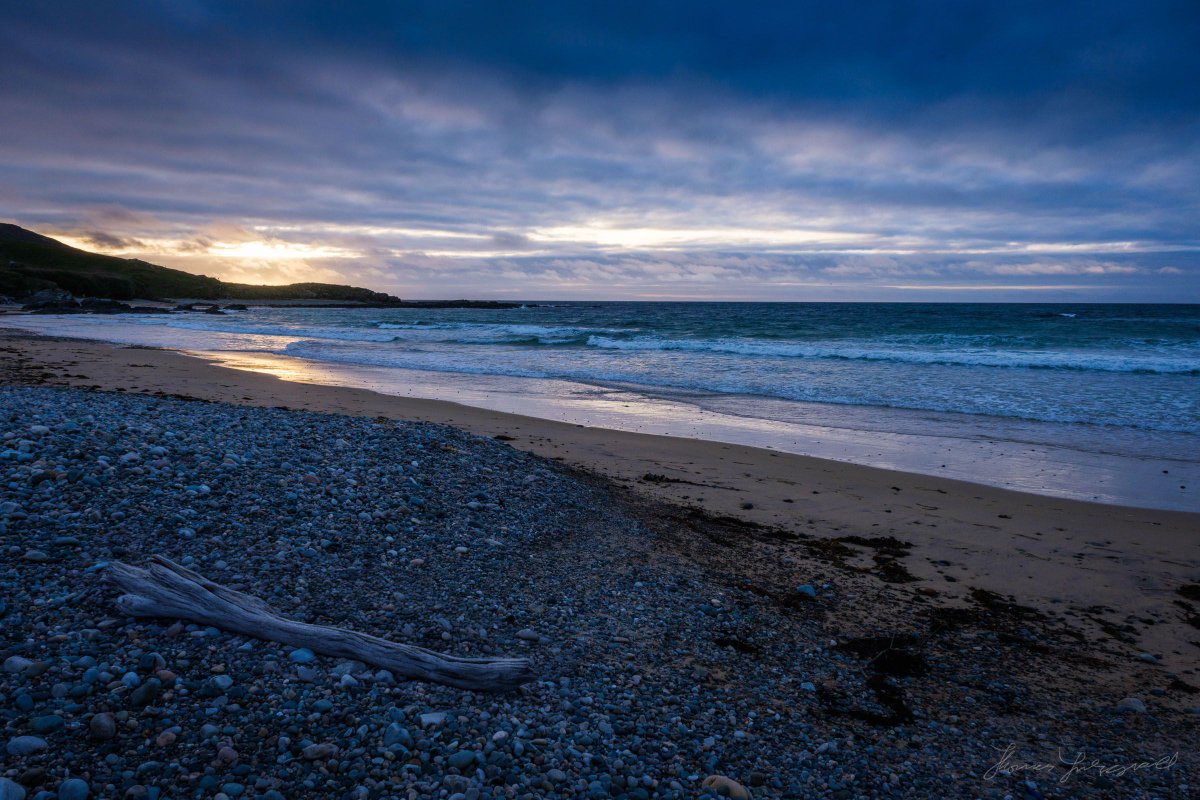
[2, 328, 1198, 678]
[1, 307, 1195, 513]
[3, 328, 1197, 798]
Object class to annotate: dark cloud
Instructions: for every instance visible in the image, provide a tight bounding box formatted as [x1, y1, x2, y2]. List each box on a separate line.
[0, 1, 1196, 299]
[79, 231, 143, 250]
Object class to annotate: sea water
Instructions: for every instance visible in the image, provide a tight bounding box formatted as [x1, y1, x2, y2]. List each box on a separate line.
[6, 302, 1199, 509]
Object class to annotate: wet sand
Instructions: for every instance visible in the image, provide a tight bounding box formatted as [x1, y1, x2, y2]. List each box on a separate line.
[2, 328, 1198, 679]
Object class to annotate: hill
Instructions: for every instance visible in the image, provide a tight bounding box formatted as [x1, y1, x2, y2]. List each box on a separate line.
[0, 223, 402, 304]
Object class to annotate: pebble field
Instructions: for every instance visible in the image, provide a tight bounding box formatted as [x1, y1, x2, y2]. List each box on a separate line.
[0, 386, 1194, 799]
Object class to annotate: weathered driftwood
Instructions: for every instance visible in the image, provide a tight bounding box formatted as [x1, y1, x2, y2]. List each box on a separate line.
[105, 555, 533, 691]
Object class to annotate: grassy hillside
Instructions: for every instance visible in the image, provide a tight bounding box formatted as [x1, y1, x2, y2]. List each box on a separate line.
[0, 223, 401, 303]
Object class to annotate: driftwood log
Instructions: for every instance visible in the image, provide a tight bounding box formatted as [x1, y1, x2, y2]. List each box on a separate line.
[105, 555, 534, 691]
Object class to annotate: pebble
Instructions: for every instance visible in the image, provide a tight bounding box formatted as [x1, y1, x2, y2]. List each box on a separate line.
[30, 715, 64, 734]
[301, 743, 338, 760]
[89, 713, 116, 740]
[701, 775, 752, 799]
[56, 779, 89, 800]
[6, 736, 48, 756]
[0, 778, 26, 800]
[3, 656, 34, 674]
[1116, 697, 1147, 714]
[288, 648, 316, 663]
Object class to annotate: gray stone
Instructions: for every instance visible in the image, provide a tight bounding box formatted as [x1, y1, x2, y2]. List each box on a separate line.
[128, 677, 162, 707]
[1116, 697, 1147, 714]
[89, 713, 116, 740]
[30, 715, 64, 734]
[3, 656, 34, 674]
[0, 777, 27, 800]
[6, 735, 48, 756]
[302, 743, 338, 760]
[56, 779, 89, 800]
[288, 648, 316, 663]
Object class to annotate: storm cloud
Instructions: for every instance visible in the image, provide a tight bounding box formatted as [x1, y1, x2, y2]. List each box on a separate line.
[0, 1, 1196, 299]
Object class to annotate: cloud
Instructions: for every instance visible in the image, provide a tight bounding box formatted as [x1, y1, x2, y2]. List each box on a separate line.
[0, 2, 1196, 299]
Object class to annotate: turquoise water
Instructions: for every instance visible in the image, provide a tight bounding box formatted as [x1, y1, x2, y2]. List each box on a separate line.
[65, 302, 1197, 433]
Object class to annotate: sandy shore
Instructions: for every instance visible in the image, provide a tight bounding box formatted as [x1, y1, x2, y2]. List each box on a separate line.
[1, 328, 1198, 679]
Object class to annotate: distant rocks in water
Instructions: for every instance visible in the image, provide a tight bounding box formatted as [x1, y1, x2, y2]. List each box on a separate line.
[174, 302, 225, 314]
[23, 294, 170, 315]
[13, 294, 526, 315]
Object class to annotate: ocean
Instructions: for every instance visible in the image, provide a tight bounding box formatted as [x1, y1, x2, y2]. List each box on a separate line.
[6, 302, 1199, 509]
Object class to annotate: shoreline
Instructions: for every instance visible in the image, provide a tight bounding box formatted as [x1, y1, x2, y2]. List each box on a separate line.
[2, 328, 1198, 679]
[2, 310, 1196, 512]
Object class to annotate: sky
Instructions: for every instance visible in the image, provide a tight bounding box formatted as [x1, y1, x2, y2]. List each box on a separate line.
[1, 1, 1198, 301]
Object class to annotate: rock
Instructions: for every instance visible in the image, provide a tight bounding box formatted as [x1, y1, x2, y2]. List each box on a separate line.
[23, 550, 49, 562]
[0, 778, 27, 800]
[383, 723, 413, 748]
[701, 775, 752, 799]
[3, 655, 34, 674]
[796, 584, 817, 599]
[6, 736, 48, 756]
[1116, 697, 1147, 714]
[128, 677, 162, 707]
[1137, 652, 1158, 664]
[546, 769, 568, 784]
[448, 750, 476, 770]
[30, 715, 64, 734]
[288, 648, 316, 663]
[89, 714, 116, 740]
[210, 674, 234, 691]
[56, 779, 89, 800]
[155, 731, 176, 747]
[516, 628, 539, 641]
[419, 712, 446, 728]
[302, 743, 338, 760]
